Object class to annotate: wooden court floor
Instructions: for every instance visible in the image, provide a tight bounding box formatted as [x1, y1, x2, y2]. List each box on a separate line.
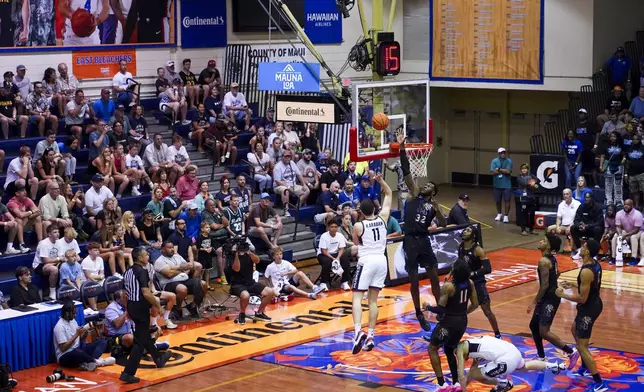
[13, 186, 644, 391]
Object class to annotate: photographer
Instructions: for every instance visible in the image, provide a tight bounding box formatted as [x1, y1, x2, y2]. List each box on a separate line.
[226, 241, 274, 324]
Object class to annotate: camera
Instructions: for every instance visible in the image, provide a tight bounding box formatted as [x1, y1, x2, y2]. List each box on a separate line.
[46, 368, 74, 383]
[222, 235, 250, 253]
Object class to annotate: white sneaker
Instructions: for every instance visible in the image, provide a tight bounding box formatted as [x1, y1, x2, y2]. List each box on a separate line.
[638, 258, 644, 267]
[181, 120, 192, 125]
[164, 318, 178, 329]
[616, 259, 624, 267]
[284, 210, 291, 217]
[221, 156, 226, 163]
[495, 214, 502, 221]
[571, 251, 582, 260]
[312, 285, 324, 295]
[97, 357, 116, 367]
[503, 215, 509, 223]
[4, 248, 20, 255]
[19, 244, 30, 253]
[113, 273, 123, 279]
[319, 283, 329, 292]
[341, 282, 351, 291]
[131, 187, 141, 196]
[225, 152, 230, 159]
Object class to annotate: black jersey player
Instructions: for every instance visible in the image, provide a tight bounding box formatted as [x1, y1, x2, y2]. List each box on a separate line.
[556, 239, 607, 392]
[426, 259, 479, 391]
[458, 226, 501, 338]
[527, 233, 580, 368]
[399, 132, 447, 332]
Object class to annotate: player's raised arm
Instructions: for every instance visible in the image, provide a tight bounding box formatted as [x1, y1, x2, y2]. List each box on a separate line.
[398, 131, 419, 198]
[377, 173, 392, 223]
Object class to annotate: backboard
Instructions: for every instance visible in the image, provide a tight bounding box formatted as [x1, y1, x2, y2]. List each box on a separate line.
[349, 79, 432, 162]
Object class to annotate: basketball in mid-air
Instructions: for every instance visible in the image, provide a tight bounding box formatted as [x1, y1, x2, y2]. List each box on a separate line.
[372, 113, 390, 131]
[71, 9, 96, 38]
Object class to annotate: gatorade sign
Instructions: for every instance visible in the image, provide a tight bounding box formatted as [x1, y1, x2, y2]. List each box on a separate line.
[258, 62, 321, 92]
[530, 154, 564, 194]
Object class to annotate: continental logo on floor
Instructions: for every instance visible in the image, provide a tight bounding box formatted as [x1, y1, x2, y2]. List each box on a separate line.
[100, 293, 414, 381]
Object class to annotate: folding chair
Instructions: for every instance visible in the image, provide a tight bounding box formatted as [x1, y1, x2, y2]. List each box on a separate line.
[57, 283, 80, 302]
[103, 276, 123, 302]
[80, 281, 105, 323]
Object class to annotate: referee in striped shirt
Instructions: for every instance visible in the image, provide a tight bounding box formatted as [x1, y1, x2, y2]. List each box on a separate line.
[120, 247, 172, 384]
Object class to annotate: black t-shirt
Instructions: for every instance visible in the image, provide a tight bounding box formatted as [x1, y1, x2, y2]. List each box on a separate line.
[194, 113, 209, 128]
[606, 96, 629, 112]
[447, 203, 469, 225]
[626, 143, 644, 175]
[254, 117, 275, 133]
[168, 231, 193, 260]
[198, 68, 221, 85]
[0, 87, 15, 118]
[129, 116, 148, 138]
[320, 171, 340, 189]
[227, 252, 254, 286]
[575, 119, 595, 150]
[9, 283, 42, 307]
[137, 220, 158, 243]
[155, 78, 170, 97]
[300, 135, 319, 153]
[180, 71, 197, 86]
[195, 234, 213, 265]
[163, 197, 181, 221]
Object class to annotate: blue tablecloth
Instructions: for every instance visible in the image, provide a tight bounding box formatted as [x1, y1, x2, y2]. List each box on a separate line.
[0, 302, 85, 371]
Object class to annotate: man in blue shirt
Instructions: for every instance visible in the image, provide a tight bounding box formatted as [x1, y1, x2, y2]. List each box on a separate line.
[357, 174, 381, 210]
[92, 88, 116, 123]
[603, 46, 631, 88]
[178, 203, 202, 241]
[630, 87, 644, 121]
[490, 147, 513, 223]
[339, 178, 360, 208]
[562, 130, 584, 188]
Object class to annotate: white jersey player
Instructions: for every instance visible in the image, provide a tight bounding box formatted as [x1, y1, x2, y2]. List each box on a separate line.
[60, 0, 109, 46]
[454, 336, 565, 392]
[351, 173, 392, 355]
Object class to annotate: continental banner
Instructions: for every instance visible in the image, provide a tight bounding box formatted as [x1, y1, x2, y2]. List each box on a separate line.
[430, 0, 543, 83]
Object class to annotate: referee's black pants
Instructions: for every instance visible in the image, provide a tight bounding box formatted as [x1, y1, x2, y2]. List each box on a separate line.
[124, 301, 161, 376]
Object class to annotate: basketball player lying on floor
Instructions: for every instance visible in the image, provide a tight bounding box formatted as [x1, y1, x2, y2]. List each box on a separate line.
[454, 336, 565, 392]
[263, 247, 324, 300]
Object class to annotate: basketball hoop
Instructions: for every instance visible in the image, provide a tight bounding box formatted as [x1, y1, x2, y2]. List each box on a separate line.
[390, 142, 434, 179]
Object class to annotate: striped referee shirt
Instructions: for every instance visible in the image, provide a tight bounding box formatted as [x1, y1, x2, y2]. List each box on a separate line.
[123, 264, 150, 304]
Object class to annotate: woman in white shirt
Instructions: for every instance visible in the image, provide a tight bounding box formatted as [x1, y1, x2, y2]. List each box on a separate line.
[247, 142, 272, 192]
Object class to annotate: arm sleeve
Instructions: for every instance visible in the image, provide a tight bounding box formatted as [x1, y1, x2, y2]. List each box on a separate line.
[473, 259, 492, 278]
[425, 305, 446, 315]
[400, 148, 411, 177]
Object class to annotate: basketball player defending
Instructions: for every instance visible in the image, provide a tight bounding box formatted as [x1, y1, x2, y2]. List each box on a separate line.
[556, 239, 607, 392]
[426, 259, 479, 391]
[527, 233, 580, 368]
[454, 335, 565, 392]
[59, 0, 109, 46]
[351, 174, 392, 354]
[399, 132, 446, 331]
[458, 226, 501, 338]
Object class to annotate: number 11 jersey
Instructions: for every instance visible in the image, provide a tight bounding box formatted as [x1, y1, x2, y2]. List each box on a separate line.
[358, 216, 388, 260]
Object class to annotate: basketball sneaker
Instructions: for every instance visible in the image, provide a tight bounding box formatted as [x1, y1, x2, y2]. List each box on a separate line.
[416, 311, 432, 332]
[573, 367, 592, 377]
[548, 361, 566, 374]
[567, 348, 580, 370]
[491, 379, 514, 392]
[363, 336, 375, 352]
[352, 331, 367, 354]
[587, 382, 608, 392]
[436, 383, 452, 391]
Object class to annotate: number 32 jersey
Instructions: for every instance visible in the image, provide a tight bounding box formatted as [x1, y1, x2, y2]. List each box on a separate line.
[358, 217, 388, 259]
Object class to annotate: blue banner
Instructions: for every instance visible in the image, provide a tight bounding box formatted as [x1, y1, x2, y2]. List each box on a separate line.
[258, 62, 321, 92]
[181, 0, 227, 48]
[304, 0, 343, 44]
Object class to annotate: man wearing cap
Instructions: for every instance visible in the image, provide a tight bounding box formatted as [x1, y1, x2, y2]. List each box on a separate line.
[297, 148, 320, 202]
[357, 174, 381, 211]
[84, 174, 114, 229]
[198, 60, 221, 99]
[490, 147, 513, 223]
[223, 82, 251, 131]
[248, 193, 283, 249]
[110, 103, 132, 135]
[597, 86, 629, 130]
[13, 65, 32, 106]
[163, 61, 181, 85]
[112, 60, 137, 108]
[447, 194, 471, 226]
[0, 71, 28, 139]
[177, 202, 202, 242]
[273, 150, 310, 214]
[602, 46, 631, 88]
[251, 107, 276, 135]
[282, 122, 300, 149]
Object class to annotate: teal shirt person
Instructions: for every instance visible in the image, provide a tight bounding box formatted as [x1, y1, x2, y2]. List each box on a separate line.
[490, 149, 513, 189]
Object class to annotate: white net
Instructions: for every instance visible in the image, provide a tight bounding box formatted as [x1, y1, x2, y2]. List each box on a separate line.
[406, 144, 434, 179]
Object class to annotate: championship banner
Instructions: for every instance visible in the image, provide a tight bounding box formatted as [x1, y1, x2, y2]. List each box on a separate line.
[180, 0, 227, 48]
[386, 223, 482, 285]
[429, 0, 544, 83]
[304, 0, 342, 44]
[0, 0, 176, 52]
[529, 154, 564, 194]
[72, 50, 137, 79]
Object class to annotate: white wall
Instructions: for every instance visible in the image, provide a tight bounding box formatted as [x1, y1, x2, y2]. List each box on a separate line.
[401, 0, 595, 92]
[592, 0, 644, 71]
[0, 0, 403, 99]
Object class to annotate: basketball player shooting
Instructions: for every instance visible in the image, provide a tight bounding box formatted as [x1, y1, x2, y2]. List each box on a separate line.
[351, 174, 392, 355]
[454, 336, 565, 392]
[398, 131, 446, 332]
[458, 226, 501, 338]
